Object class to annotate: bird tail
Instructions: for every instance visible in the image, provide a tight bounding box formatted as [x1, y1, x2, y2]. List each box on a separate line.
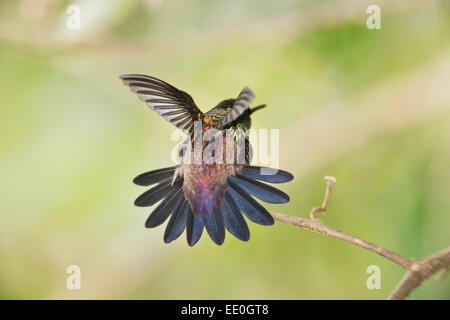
[133, 165, 293, 246]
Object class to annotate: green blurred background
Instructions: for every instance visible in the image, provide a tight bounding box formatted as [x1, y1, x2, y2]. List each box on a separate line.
[1, 0, 449, 299]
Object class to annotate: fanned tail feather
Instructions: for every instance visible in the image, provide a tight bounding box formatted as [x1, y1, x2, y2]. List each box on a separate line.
[201, 206, 226, 245]
[222, 193, 250, 241]
[164, 200, 189, 243]
[228, 174, 290, 204]
[133, 166, 177, 186]
[227, 179, 274, 226]
[239, 166, 293, 183]
[135, 176, 182, 207]
[186, 207, 204, 246]
[145, 180, 184, 228]
[134, 165, 294, 245]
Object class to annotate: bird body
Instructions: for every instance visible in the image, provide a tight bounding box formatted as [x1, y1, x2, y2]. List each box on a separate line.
[121, 74, 293, 245]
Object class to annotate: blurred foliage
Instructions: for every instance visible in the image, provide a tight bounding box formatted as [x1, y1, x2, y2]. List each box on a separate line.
[0, 0, 449, 299]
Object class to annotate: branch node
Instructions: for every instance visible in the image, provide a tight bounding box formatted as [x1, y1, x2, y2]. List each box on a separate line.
[308, 175, 337, 220]
[410, 263, 421, 272]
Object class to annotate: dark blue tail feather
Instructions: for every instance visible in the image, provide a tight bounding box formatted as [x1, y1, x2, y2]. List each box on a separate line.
[135, 177, 182, 207]
[229, 174, 290, 203]
[186, 207, 204, 246]
[133, 166, 176, 186]
[145, 183, 184, 228]
[201, 206, 225, 245]
[164, 200, 189, 243]
[239, 166, 293, 183]
[227, 180, 274, 226]
[222, 193, 250, 241]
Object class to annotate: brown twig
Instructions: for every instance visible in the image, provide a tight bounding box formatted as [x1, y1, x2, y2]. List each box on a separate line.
[388, 247, 450, 300]
[309, 176, 336, 220]
[270, 176, 450, 299]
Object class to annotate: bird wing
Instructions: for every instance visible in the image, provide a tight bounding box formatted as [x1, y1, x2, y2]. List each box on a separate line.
[120, 74, 202, 138]
[217, 87, 255, 128]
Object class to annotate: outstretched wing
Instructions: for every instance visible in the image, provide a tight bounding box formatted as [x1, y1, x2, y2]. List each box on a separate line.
[217, 87, 255, 128]
[120, 74, 202, 138]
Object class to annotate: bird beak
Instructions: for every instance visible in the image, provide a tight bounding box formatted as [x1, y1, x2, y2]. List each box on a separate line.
[250, 104, 266, 114]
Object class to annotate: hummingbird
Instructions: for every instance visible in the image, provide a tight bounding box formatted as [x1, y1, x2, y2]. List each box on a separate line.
[120, 74, 294, 246]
